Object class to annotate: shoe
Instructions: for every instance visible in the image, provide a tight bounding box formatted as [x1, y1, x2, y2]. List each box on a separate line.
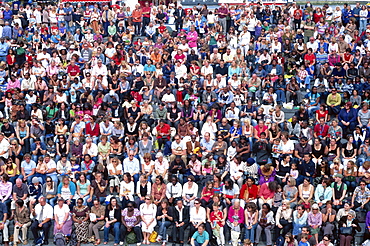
[120, 242, 124, 245]
[306, 89, 310, 92]
[137, 243, 141, 246]
[23, 240, 28, 245]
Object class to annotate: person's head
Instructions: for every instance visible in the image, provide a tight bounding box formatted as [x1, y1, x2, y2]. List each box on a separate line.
[347, 211, 356, 220]
[156, 175, 164, 185]
[301, 227, 310, 235]
[300, 235, 308, 243]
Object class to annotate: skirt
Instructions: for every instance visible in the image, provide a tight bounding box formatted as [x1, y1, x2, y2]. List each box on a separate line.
[74, 216, 90, 242]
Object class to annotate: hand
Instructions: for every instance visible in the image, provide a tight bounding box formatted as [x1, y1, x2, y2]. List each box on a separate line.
[38, 222, 43, 228]
[278, 224, 283, 228]
[105, 222, 110, 228]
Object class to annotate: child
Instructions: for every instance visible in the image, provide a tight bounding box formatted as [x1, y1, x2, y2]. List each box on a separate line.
[202, 162, 213, 176]
[210, 203, 225, 246]
[290, 163, 299, 180]
[200, 181, 214, 207]
[298, 235, 310, 246]
[271, 138, 282, 166]
[70, 156, 81, 182]
[272, 184, 283, 213]
[265, 108, 274, 125]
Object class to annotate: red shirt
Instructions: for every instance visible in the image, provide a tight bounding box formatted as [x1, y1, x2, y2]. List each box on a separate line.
[67, 65, 80, 76]
[314, 123, 329, 137]
[142, 6, 151, 18]
[239, 184, 259, 200]
[85, 122, 100, 137]
[304, 53, 316, 64]
[158, 25, 167, 34]
[210, 211, 224, 227]
[156, 123, 171, 140]
[294, 9, 302, 20]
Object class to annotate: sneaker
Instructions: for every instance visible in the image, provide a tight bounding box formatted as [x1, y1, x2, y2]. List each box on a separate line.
[306, 89, 310, 92]
[120, 242, 124, 245]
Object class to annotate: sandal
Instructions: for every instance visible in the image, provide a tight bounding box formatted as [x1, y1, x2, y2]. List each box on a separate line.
[94, 240, 101, 246]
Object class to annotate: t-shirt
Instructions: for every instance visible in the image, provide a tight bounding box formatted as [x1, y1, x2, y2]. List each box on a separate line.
[13, 183, 28, 198]
[21, 160, 36, 175]
[192, 230, 209, 244]
[54, 203, 70, 222]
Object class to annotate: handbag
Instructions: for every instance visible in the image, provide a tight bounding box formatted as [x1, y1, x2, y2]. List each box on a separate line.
[149, 231, 158, 243]
[126, 231, 137, 244]
[340, 227, 352, 236]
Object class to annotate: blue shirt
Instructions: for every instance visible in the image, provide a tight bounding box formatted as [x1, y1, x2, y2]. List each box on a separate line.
[21, 160, 36, 175]
[0, 42, 9, 56]
[3, 10, 12, 20]
[192, 231, 209, 244]
[200, 139, 215, 152]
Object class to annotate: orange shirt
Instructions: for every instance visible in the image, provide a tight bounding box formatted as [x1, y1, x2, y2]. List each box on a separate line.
[132, 9, 142, 23]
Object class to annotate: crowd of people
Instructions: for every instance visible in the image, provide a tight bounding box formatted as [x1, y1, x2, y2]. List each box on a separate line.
[2, 1, 370, 246]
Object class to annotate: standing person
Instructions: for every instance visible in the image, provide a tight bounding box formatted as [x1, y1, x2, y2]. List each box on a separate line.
[141, 2, 151, 36]
[132, 5, 142, 36]
[30, 196, 53, 245]
[0, 198, 9, 246]
[174, 5, 185, 31]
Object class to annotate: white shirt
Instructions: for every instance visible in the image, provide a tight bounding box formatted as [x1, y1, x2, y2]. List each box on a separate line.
[190, 206, 206, 224]
[166, 182, 183, 199]
[32, 203, 53, 221]
[83, 143, 98, 157]
[45, 160, 57, 175]
[0, 138, 10, 158]
[54, 204, 70, 222]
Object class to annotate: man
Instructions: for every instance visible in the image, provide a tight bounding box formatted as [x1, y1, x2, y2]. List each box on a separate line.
[141, 2, 151, 36]
[0, 198, 9, 246]
[202, 86, 217, 108]
[170, 135, 187, 164]
[217, 4, 228, 33]
[30, 196, 53, 245]
[43, 154, 57, 183]
[191, 223, 209, 246]
[30, 118, 45, 144]
[200, 132, 215, 156]
[186, 135, 201, 159]
[252, 132, 271, 165]
[101, 5, 114, 36]
[21, 153, 36, 184]
[30, 137, 46, 163]
[331, 173, 348, 210]
[173, 199, 190, 245]
[83, 137, 98, 163]
[166, 176, 183, 204]
[294, 137, 312, 162]
[1, 119, 15, 140]
[314, 117, 330, 140]
[174, 5, 185, 31]
[338, 101, 358, 134]
[297, 227, 317, 246]
[297, 153, 316, 185]
[304, 86, 321, 118]
[123, 150, 140, 184]
[152, 152, 169, 183]
[351, 180, 370, 211]
[87, 172, 107, 206]
[0, 132, 10, 161]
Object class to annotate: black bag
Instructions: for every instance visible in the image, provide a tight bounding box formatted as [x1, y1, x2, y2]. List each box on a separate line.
[340, 227, 352, 236]
[279, 219, 289, 226]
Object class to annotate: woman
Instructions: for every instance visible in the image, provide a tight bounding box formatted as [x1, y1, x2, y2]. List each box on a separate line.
[317, 235, 334, 246]
[108, 158, 123, 195]
[141, 153, 154, 181]
[138, 133, 153, 161]
[151, 175, 166, 206]
[321, 201, 336, 236]
[292, 204, 308, 236]
[244, 202, 258, 243]
[226, 199, 244, 246]
[14, 199, 31, 246]
[76, 173, 91, 206]
[182, 175, 199, 207]
[312, 138, 327, 166]
[103, 197, 122, 246]
[42, 176, 57, 207]
[120, 173, 135, 208]
[54, 197, 73, 236]
[275, 200, 293, 239]
[258, 181, 278, 208]
[16, 119, 30, 153]
[189, 198, 207, 239]
[120, 201, 142, 245]
[307, 204, 322, 243]
[255, 203, 274, 246]
[344, 161, 357, 193]
[3, 157, 21, 184]
[298, 178, 314, 209]
[140, 195, 157, 244]
[327, 138, 340, 163]
[135, 174, 151, 207]
[342, 135, 357, 165]
[338, 211, 361, 246]
[88, 199, 106, 245]
[55, 135, 70, 163]
[57, 176, 76, 209]
[156, 199, 174, 245]
[72, 198, 90, 246]
[283, 177, 299, 209]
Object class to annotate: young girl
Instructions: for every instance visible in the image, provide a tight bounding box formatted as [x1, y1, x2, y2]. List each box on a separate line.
[210, 203, 225, 246]
[200, 181, 214, 207]
[290, 163, 299, 180]
[272, 184, 283, 213]
[271, 138, 282, 166]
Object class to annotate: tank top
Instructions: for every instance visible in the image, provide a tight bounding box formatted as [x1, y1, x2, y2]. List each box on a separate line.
[302, 185, 312, 199]
[19, 128, 27, 138]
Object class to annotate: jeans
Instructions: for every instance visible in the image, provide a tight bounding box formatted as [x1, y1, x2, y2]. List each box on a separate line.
[158, 221, 172, 241]
[307, 106, 320, 118]
[276, 89, 286, 104]
[244, 223, 258, 242]
[104, 222, 121, 244]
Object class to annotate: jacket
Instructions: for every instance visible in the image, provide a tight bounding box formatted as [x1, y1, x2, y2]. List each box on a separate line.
[173, 205, 189, 224]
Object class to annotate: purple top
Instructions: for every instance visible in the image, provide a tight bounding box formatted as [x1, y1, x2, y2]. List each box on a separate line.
[307, 212, 322, 227]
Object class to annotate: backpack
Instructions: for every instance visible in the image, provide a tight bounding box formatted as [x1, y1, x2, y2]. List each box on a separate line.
[126, 232, 137, 244]
[35, 231, 44, 246]
[276, 236, 285, 246]
[55, 233, 66, 246]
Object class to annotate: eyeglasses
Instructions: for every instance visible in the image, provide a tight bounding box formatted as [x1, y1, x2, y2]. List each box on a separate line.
[323, 239, 329, 241]
[194, 202, 200, 205]
[175, 138, 180, 140]
[145, 198, 151, 200]
[112, 161, 117, 163]
[46, 180, 52, 182]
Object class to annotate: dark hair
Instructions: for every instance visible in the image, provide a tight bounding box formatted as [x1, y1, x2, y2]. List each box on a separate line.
[16, 199, 24, 207]
[156, 175, 164, 184]
[108, 197, 119, 210]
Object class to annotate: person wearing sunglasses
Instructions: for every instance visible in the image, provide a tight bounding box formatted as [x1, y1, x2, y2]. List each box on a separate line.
[317, 235, 333, 246]
[120, 201, 142, 246]
[140, 196, 157, 244]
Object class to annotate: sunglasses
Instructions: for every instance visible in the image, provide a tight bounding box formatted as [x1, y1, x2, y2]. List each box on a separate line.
[127, 205, 133, 208]
[194, 202, 200, 205]
[145, 198, 151, 200]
